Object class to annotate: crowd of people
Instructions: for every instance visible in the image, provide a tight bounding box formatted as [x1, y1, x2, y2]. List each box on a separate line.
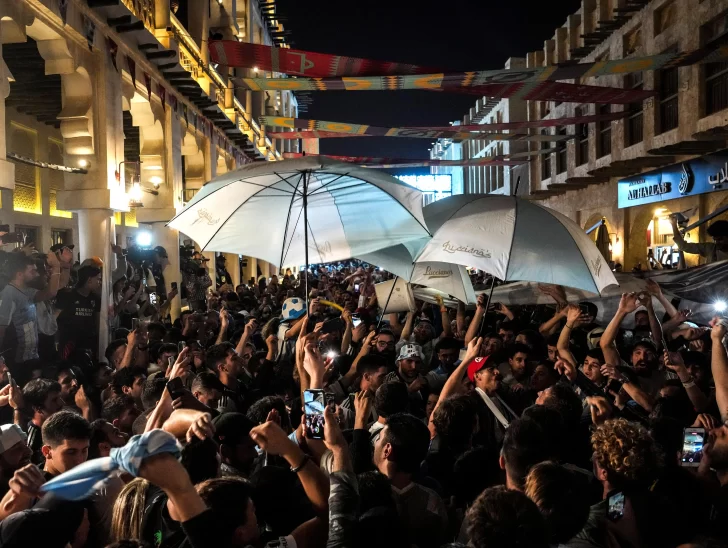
[0, 236, 725, 548]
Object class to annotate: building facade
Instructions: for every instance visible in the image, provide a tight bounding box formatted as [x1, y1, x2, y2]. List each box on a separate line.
[433, 0, 728, 271]
[0, 0, 297, 353]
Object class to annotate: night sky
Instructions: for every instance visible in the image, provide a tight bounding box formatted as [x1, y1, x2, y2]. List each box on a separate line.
[276, 0, 582, 172]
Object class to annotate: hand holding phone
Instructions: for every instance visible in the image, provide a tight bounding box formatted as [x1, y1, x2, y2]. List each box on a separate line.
[304, 389, 326, 440]
[607, 491, 625, 521]
[167, 377, 186, 400]
[681, 427, 705, 467]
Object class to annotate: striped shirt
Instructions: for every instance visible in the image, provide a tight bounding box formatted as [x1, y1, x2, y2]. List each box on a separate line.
[0, 284, 39, 362]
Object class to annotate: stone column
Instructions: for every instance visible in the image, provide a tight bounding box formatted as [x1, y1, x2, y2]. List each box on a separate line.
[0, 30, 16, 191]
[77, 208, 113, 358]
[223, 252, 241, 287]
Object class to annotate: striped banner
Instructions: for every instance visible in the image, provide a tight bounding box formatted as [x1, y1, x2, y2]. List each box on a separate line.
[213, 40, 728, 82]
[261, 113, 627, 137]
[209, 41, 438, 77]
[268, 129, 571, 142]
[234, 76, 653, 104]
[281, 153, 527, 168]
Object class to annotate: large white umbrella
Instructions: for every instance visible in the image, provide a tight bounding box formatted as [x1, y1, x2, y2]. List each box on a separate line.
[417, 194, 617, 294]
[167, 157, 430, 269]
[365, 194, 617, 298]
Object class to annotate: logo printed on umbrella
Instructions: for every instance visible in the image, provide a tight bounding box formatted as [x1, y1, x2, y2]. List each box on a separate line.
[192, 209, 221, 226]
[442, 241, 491, 258]
[424, 266, 453, 278]
[591, 256, 603, 277]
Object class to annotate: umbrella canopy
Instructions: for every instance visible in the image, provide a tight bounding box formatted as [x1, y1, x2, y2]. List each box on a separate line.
[372, 194, 617, 295]
[167, 157, 430, 268]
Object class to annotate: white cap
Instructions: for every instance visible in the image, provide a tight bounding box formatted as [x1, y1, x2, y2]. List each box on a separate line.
[0, 424, 26, 455]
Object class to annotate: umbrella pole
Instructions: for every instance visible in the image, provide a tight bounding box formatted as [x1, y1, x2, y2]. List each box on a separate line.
[303, 171, 310, 317]
[479, 275, 497, 336]
[376, 275, 399, 331]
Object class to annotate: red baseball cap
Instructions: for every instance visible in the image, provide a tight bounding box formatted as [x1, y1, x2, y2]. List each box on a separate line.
[466, 356, 492, 382]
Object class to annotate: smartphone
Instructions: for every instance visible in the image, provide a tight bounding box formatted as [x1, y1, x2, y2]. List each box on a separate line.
[149, 292, 158, 305]
[168, 356, 175, 369]
[167, 377, 185, 400]
[579, 303, 591, 315]
[354, 284, 360, 292]
[7, 372, 12, 387]
[131, 318, 140, 331]
[348, 393, 356, 409]
[303, 389, 325, 440]
[607, 491, 625, 521]
[171, 282, 178, 291]
[178, 341, 186, 354]
[681, 427, 706, 467]
[352, 314, 362, 329]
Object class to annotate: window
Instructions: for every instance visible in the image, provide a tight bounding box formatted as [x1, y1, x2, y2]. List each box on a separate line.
[541, 131, 552, 181]
[625, 72, 644, 145]
[15, 226, 39, 250]
[51, 229, 71, 247]
[703, 13, 728, 115]
[556, 128, 567, 174]
[598, 105, 612, 157]
[654, 1, 677, 36]
[658, 50, 679, 133]
[624, 26, 642, 57]
[576, 108, 589, 165]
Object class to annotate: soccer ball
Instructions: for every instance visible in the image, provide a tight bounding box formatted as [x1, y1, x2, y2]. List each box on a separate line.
[282, 297, 306, 321]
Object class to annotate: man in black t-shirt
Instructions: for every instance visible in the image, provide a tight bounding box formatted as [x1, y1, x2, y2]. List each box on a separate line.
[56, 265, 102, 360]
[40, 410, 91, 482]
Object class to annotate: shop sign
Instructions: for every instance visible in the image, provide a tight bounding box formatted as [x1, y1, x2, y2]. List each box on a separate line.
[618, 151, 728, 208]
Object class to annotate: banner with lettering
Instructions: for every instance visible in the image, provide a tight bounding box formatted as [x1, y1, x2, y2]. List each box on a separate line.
[262, 112, 627, 135]
[618, 151, 728, 208]
[213, 40, 728, 81]
[235, 76, 654, 104]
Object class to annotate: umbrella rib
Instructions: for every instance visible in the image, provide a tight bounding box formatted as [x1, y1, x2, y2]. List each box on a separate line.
[281, 200, 305, 267]
[305, 173, 350, 196]
[290, 181, 374, 205]
[234, 177, 296, 195]
[272, 171, 302, 193]
[279, 173, 305, 271]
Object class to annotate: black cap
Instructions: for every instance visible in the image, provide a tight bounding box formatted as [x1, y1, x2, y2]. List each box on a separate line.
[49, 243, 74, 253]
[153, 246, 168, 258]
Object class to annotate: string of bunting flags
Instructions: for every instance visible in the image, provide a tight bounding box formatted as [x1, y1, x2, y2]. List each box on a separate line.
[65, 2, 254, 167]
[281, 153, 529, 169]
[260, 112, 627, 135]
[260, 115, 627, 141]
[210, 40, 728, 81]
[234, 76, 653, 104]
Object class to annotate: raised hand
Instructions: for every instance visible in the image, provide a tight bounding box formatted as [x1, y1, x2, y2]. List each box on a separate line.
[618, 292, 641, 314]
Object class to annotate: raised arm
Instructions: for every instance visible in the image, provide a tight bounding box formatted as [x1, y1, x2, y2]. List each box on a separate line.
[340, 309, 353, 355]
[711, 319, 728, 422]
[664, 350, 709, 413]
[643, 295, 664, 352]
[539, 306, 567, 337]
[600, 293, 640, 366]
[465, 294, 486, 345]
[557, 305, 582, 371]
[437, 296, 453, 338]
[251, 421, 330, 515]
[235, 317, 257, 356]
[399, 311, 415, 342]
[646, 279, 677, 318]
[429, 337, 481, 424]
